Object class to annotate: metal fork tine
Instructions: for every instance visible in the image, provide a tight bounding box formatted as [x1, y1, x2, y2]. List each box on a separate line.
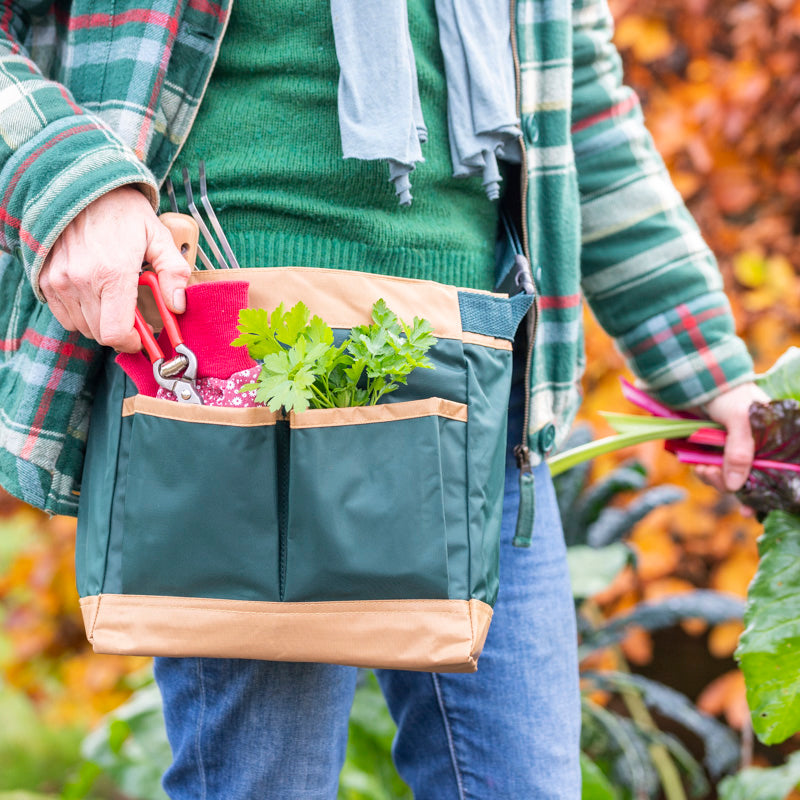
[182, 167, 231, 269]
[196, 245, 216, 271]
[166, 175, 213, 269]
[165, 178, 180, 213]
[199, 161, 241, 269]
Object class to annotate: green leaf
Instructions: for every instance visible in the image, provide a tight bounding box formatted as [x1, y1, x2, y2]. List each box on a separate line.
[735, 510, 800, 744]
[581, 697, 660, 798]
[80, 682, 170, 800]
[756, 347, 800, 401]
[583, 671, 739, 778]
[339, 672, 412, 800]
[580, 591, 744, 658]
[370, 298, 400, 334]
[232, 307, 283, 360]
[306, 314, 334, 347]
[573, 461, 647, 539]
[233, 298, 436, 413]
[567, 543, 631, 599]
[718, 750, 800, 800]
[646, 729, 709, 799]
[275, 301, 311, 347]
[580, 752, 620, 800]
[108, 719, 131, 755]
[552, 425, 594, 544]
[587, 486, 686, 547]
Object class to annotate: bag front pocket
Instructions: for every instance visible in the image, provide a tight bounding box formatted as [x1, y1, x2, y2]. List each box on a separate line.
[119, 396, 282, 601]
[282, 398, 467, 602]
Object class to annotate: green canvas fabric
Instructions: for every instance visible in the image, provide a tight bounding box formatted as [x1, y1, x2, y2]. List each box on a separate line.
[0, 0, 754, 515]
[76, 287, 519, 607]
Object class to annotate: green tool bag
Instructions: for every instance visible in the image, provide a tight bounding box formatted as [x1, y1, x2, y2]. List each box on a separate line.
[76, 268, 532, 673]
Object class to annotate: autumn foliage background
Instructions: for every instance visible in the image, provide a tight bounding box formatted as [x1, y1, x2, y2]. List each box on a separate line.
[0, 0, 799, 793]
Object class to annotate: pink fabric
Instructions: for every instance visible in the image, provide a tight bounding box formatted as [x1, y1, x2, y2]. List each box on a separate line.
[116, 280, 255, 396]
[157, 365, 261, 406]
[116, 349, 160, 395]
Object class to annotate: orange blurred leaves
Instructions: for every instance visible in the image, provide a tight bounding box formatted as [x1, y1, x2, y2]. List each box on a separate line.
[698, 669, 751, 729]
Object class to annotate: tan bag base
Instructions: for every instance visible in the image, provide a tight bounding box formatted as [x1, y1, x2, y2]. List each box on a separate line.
[80, 594, 493, 673]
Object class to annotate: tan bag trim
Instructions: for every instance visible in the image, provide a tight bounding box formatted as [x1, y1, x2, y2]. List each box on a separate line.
[289, 397, 467, 429]
[122, 395, 467, 427]
[122, 395, 281, 424]
[79, 595, 493, 673]
[462, 331, 512, 351]
[138, 268, 512, 351]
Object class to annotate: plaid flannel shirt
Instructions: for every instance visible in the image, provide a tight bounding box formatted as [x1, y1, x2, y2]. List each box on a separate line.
[0, 0, 753, 515]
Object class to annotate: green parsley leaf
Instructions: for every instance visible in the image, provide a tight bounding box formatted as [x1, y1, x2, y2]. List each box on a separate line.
[233, 298, 437, 413]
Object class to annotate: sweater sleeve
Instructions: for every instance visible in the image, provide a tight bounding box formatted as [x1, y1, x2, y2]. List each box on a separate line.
[0, 3, 159, 300]
[570, 0, 754, 409]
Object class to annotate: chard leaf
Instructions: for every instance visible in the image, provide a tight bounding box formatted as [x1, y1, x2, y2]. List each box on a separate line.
[756, 347, 800, 402]
[735, 510, 800, 744]
[737, 399, 800, 516]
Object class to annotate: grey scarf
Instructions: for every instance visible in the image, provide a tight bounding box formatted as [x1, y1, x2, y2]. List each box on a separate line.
[330, 0, 520, 206]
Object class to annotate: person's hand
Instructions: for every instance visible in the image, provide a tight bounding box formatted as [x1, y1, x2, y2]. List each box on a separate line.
[38, 186, 191, 353]
[696, 381, 771, 495]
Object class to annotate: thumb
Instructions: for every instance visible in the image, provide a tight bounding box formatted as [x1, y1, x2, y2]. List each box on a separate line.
[144, 217, 192, 314]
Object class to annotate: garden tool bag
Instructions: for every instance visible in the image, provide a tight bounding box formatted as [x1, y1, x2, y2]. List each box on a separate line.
[76, 267, 532, 673]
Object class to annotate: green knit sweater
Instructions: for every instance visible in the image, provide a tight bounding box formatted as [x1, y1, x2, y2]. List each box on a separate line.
[169, 0, 499, 289]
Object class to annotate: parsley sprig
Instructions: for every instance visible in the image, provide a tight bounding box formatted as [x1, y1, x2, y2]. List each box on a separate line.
[232, 299, 437, 414]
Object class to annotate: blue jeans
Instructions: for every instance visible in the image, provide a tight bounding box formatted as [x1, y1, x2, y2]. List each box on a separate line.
[153, 382, 581, 798]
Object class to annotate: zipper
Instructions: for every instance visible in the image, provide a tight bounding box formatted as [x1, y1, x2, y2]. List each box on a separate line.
[509, 0, 541, 546]
[509, 0, 539, 463]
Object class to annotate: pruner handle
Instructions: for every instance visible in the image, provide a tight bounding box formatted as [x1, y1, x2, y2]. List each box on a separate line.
[134, 271, 185, 364]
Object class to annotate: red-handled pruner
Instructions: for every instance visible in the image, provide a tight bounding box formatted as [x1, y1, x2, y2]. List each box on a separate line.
[134, 271, 202, 404]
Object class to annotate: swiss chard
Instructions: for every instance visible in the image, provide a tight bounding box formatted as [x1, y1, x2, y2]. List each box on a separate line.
[232, 299, 436, 414]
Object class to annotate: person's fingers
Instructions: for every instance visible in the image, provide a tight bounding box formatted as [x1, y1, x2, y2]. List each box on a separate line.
[146, 218, 191, 314]
[694, 464, 727, 494]
[39, 265, 78, 333]
[704, 383, 770, 493]
[720, 410, 756, 492]
[42, 260, 96, 339]
[98, 275, 142, 353]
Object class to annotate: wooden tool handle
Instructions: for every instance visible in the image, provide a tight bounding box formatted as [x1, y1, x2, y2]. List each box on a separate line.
[158, 212, 199, 268]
